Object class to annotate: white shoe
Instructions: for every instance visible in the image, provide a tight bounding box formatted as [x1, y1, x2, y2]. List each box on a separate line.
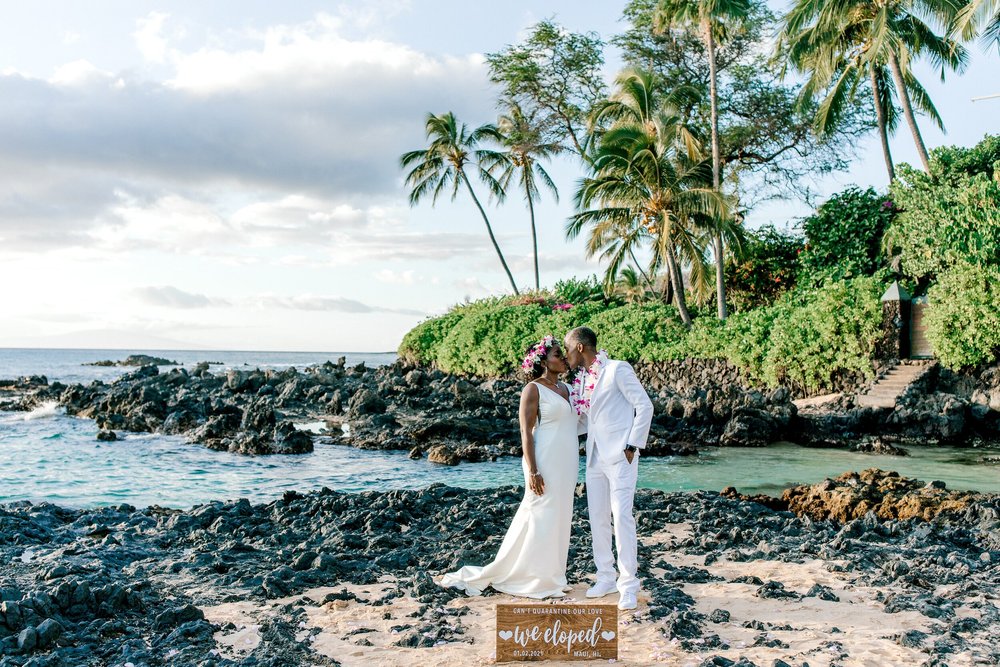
[618, 592, 638, 610]
[585, 580, 618, 599]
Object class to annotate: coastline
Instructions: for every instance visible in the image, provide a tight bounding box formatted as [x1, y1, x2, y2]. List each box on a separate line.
[2, 355, 999, 466]
[1, 471, 997, 665]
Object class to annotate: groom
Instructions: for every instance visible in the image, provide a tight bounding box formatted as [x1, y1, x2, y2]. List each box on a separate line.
[564, 327, 654, 611]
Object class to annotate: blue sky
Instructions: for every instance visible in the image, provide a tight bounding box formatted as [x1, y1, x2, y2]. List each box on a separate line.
[0, 1, 996, 352]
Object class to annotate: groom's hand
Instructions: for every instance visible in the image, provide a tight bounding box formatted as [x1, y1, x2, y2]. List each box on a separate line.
[624, 448, 635, 464]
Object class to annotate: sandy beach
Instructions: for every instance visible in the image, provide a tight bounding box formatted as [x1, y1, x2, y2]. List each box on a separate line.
[202, 520, 996, 667]
[1, 470, 997, 666]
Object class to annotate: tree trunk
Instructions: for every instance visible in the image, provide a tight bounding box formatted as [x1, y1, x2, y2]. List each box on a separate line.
[524, 174, 540, 291]
[462, 172, 520, 295]
[705, 19, 727, 320]
[871, 66, 896, 182]
[663, 277, 674, 306]
[887, 52, 932, 173]
[662, 220, 693, 327]
[713, 233, 726, 318]
[627, 247, 656, 293]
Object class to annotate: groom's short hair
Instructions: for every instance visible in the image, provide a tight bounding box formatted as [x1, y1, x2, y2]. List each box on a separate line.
[567, 326, 597, 349]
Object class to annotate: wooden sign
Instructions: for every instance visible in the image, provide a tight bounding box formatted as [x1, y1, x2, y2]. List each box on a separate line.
[495, 603, 618, 662]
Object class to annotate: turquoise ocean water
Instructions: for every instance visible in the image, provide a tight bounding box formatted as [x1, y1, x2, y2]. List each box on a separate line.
[2, 348, 998, 509]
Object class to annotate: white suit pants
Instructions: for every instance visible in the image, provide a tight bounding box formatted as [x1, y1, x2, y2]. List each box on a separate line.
[585, 445, 639, 595]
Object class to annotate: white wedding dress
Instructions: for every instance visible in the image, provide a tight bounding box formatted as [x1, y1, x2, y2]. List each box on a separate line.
[439, 381, 579, 598]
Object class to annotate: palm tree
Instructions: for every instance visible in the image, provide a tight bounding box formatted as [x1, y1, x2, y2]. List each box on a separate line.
[401, 112, 519, 295]
[584, 69, 703, 298]
[653, 0, 752, 321]
[779, 23, 897, 181]
[569, 113, 728, 327]
[952, 0, 1000, 50]
[778, 0, 967, 175]
[491, 104, 562, 290]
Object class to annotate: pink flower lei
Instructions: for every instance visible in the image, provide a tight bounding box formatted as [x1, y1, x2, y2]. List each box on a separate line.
[572, 349, 608, 415]
[521, 335, 556, 372]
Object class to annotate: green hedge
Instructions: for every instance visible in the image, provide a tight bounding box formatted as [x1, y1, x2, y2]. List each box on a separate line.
[925, 262, 1000, 368]
[399, 275, 885, 391]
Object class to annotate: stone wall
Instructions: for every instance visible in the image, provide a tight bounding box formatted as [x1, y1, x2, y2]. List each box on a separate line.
[633, 358, 746, 395]
[632, 358, 874, 399]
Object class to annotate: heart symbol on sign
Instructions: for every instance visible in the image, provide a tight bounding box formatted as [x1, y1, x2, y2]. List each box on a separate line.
[498, 630, 513, 641]
[601, 631, 616, 641]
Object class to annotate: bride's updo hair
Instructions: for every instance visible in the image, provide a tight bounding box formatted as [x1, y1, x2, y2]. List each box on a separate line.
[520, 335, 558, 381]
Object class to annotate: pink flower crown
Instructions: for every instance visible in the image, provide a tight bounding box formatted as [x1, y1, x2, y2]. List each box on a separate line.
[521, 335, 556, 371]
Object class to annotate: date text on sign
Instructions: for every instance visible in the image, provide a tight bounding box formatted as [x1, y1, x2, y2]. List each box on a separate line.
[495, 603, 618, 662]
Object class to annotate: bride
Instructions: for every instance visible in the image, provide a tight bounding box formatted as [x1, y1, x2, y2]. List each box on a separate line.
[439, 335, 580, 598]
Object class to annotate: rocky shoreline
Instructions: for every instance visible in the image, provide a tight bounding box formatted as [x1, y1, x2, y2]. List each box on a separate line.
[0, 469, 996, 666]
[2, 357, 998, 464]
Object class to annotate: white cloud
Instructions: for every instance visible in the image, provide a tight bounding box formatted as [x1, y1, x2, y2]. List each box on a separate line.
[0, 11, 493, 249]
[134, 12, 171, 64]
[133, 286, 229, 309]
[125, 285, 426, 317]
[231, 195, 366, 246]
[167, 12, 481, 95]
[250, 294, 424, 316]
[49, 60, 112, 86]
[374, 269, 417, 284]
[88, 192, 237, 253]
[326, 230, 491, 265]
[454, 277, 494, 295]
[508, 252, 597, 273]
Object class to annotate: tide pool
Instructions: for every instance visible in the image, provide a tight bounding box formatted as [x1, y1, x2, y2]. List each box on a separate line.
[2, 408, 997, 509]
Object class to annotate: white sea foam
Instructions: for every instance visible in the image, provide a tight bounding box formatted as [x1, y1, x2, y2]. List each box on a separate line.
[22, 401, 62, 420]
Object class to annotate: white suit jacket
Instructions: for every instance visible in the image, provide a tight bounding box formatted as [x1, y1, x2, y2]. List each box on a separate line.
[578, 359, 654, 463]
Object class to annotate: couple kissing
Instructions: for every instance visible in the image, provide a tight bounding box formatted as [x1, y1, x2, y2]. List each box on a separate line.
[439, 326, 654, 611]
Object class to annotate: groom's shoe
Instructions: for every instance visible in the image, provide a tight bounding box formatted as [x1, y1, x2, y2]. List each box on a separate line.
[585, 580, 618, 599]
[618, 592, 638, 611]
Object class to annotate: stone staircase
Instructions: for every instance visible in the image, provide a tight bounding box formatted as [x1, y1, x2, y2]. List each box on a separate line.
[856, 361, 936, 409]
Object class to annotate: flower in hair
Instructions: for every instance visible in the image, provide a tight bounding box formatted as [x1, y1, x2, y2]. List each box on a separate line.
[521, 335, 556, 371]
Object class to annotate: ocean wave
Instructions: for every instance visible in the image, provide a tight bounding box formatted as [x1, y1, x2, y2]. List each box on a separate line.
[22, 401, 63, 421]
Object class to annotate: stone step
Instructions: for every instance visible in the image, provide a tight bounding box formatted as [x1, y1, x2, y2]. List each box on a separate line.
[880, 369, 926, 378]
[857, 394, 896, 408]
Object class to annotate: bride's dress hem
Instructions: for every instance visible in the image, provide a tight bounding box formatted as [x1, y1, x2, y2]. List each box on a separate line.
[437, 576, 571, 600]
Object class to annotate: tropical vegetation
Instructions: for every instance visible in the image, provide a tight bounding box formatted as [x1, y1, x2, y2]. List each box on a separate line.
[398, 1, 1000, 383]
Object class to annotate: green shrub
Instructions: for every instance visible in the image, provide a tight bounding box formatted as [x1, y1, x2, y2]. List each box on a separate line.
[552, 275, 612, 305]
[725, 225, 803, 311]
[435, 304, 551, 376]
[754, 276, 884, 390]
[798, 187, 894, 285]
[398, 309, 467, 365]
[925, 262, 1000, 368]
[584, 303, 689, 360]
[885, 135, 1000, 284]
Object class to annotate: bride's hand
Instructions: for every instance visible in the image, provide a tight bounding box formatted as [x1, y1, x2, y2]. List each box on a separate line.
[529, 473, 545, 496]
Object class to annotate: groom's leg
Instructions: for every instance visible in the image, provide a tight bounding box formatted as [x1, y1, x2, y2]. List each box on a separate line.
[609, 454, 640, 595]
[585, 461, 616, 584]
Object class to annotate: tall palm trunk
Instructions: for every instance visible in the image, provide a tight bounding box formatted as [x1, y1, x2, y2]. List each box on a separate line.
[886, 52, 932, 173]
[871, 66, 896, 182]
[523, 174, 540, 290]
[662, 277, 674, 307]
[461, 172, 520, 295]
[704, 18, 727, 321]
[662, 217, 693, 327]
